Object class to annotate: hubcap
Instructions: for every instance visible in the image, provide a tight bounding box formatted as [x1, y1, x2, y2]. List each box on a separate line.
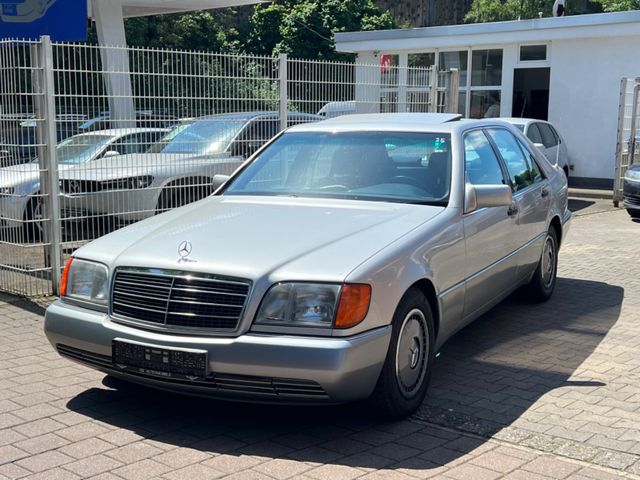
[395, 308, 429, 399]
[541, 235, 556, 288]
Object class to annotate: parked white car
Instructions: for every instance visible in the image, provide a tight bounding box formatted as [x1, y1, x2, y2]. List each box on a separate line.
[0, 128, 167, 241]
[59, 112, 321, 230]
[502, 118, 569, 178]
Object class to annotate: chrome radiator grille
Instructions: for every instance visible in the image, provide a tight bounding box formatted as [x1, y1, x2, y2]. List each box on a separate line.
[111, 269, 251, 332]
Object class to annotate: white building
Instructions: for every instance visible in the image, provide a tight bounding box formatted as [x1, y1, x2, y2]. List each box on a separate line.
[335, 11, 640, 188]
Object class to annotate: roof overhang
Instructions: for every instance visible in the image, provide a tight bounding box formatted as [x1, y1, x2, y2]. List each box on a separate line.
[90, 0, 265, 19]
[335, 11, 640, 53]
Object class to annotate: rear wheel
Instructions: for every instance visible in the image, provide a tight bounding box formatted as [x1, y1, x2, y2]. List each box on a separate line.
[367, 288, 435, 419]
[22, 197, 43, 243]
[524, 227, 558, 302]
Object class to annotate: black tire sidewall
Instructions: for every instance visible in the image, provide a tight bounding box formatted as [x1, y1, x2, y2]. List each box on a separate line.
[533, 227, 558, 300]
[371, 288, 435, 419]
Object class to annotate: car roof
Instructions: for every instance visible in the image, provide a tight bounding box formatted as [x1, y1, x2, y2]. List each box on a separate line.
[73, 128, 170, 137]
[288, 113, 510, 134]
[500, 117, 553, 126]
[195, 111, 323, 122]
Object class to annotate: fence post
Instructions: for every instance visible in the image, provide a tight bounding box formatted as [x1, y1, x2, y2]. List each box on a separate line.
[445, 69, 460, 114]
[33, 36, 62, 295]
[429, 65, 438, 113]
[278, 54, 288, 132]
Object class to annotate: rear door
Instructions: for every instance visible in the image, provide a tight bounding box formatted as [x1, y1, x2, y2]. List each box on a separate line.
[486, 127, 550, 279]
[462, 129, 520, 321]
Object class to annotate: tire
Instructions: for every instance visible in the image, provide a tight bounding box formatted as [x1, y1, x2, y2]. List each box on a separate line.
[524, 227, 558, 302]
[367, 288, 435, 419]
[22, 197, 43, 243]
[627, 208, 640, 219]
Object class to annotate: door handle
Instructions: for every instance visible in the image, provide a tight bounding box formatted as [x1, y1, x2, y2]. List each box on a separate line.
[507, 205, 519, 217]
[541, 188, 550, 198]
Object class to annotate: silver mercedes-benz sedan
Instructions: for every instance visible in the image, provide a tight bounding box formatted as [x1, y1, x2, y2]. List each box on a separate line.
[44, 113, 571, 418]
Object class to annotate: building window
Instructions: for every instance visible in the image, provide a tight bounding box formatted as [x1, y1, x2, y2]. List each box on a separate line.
[471, 49, 503, 87]
[440, 51, 468, 87]
[520, 45, 547, 62]
[470, 90, 501, 119]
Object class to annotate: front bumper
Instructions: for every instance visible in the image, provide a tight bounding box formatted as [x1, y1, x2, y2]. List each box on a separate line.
[44, 300, 391, 404]
[0, 194, 28, 228]
[623, 178, 640, 211]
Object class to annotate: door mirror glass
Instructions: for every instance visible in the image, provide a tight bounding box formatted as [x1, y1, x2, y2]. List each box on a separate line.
[102, 150, 120, 158]
[465, 183, 513, 214]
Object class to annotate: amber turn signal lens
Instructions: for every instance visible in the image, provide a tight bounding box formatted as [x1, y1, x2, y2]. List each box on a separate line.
[334, 284, 371, 329]
[60, 257, 73, 297]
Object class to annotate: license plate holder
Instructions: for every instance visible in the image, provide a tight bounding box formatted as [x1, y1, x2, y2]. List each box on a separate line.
[112, 340, 208, 381]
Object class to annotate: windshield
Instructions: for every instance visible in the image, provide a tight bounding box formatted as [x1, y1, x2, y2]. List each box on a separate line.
[156, 119, 245, 155]
[56, 134, 112, 164]
[224, 131, 452, 205]
[146, 123, 192, 153]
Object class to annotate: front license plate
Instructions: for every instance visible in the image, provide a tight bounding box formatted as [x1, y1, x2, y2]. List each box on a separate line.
[112, 340, 208, 381]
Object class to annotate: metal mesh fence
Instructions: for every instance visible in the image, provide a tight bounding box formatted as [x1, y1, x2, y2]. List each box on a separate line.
[614, 78, 640, 205]
[0, 38, 459, 297]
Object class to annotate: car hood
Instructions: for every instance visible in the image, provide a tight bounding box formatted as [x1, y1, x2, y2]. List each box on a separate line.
[78, 195, 444, 282]
[0, 162, 75, 189]
[59, 153, 235, 181]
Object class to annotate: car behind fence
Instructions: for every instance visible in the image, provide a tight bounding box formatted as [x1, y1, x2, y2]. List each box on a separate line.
[0, 37, 460, 297]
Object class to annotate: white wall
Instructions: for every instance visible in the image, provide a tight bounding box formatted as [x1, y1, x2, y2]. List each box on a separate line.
[549, 36, 640, 181]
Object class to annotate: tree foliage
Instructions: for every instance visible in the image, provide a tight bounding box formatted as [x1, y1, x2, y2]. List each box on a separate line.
[591, 0, 640, 11]
[463, 0, 619, 22]
[119, 0, 397, 60]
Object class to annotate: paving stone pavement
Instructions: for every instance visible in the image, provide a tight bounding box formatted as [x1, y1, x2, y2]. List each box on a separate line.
[0, 201, 639, 480]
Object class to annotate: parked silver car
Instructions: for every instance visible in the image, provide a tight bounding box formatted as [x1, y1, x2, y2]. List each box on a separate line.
[0, 128, 167, 241]
[45, 113, 571, 418]
[502, 118, 570, 178]
[58, 112, 321, 229]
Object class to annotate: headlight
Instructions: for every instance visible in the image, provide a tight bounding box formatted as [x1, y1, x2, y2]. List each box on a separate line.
[625, 169, 640, 181]
[101, 176, 154, 191]
[61, 258, 109, 307]
[254, 282, 371, 329]
[0, 186, 14, 195]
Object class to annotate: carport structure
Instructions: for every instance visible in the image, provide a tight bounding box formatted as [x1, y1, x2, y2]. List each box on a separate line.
[89, 0, 265, 127]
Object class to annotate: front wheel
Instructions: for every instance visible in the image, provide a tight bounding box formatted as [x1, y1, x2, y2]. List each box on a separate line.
[367, 288, 435, 419]
[524, 227, 558, 302]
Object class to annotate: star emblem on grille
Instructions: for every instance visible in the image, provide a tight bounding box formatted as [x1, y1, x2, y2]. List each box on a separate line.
[178, 241, 192, 259]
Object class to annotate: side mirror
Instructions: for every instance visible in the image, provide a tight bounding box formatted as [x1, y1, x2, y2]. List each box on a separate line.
[102, 150, 120, 158]
[465, 183, 513, 214]
[211, 174, 230, 192]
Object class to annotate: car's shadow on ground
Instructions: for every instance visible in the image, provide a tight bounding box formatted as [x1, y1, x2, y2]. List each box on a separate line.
[65, 277, 622, 471]
[568, 198, 595, 213]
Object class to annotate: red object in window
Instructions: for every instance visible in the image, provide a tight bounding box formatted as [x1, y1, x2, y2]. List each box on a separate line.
[380, 55, 393, 73]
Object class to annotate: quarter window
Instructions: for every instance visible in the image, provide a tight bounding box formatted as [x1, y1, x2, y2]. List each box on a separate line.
[464, 130, 506, 186]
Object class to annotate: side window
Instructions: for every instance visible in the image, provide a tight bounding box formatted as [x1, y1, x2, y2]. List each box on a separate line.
[235, 120, 278, 158]
[526, 123, 543, 145]
[487, 128, 535, 192]
[537, 123, 558, 148]
[464, 130, 507, 186]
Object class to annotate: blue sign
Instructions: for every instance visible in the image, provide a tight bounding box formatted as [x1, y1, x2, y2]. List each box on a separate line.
[0, 0, 87, 41]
